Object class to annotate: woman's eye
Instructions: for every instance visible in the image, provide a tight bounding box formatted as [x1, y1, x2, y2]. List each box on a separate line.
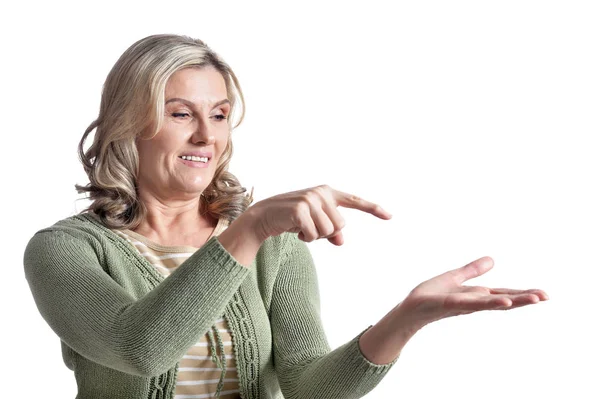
[172, 112, 189, 118]
[171, 112, 226, 121]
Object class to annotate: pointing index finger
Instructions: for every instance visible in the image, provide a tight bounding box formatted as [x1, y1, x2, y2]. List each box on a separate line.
[335, 190, 393, 219]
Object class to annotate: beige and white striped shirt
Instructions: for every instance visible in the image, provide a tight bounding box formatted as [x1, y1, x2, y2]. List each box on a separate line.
[113, 217, 241, 399]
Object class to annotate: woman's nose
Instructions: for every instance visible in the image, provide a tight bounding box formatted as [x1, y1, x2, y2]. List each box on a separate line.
[191, 121, 216, 145]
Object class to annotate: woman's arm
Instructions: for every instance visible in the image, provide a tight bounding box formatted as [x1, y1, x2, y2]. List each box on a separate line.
[23, 227, 250, 377]
[217, 207, 265, 267]
[358, 302, 422, 365]
[359, 254, 550, 368]
[270, 231, 548, 399]
[270, 232, 400, 399]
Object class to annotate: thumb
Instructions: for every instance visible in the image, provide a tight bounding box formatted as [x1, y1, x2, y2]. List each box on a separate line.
[327, 232, 344, 246]
[450, 256, 494, 284]
[298, 231, 344, 245]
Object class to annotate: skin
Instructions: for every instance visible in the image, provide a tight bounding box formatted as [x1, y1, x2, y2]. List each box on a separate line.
[359, 254, 549, 364]
[130, 67, 549, 367]
[221, 185, 549, 365]
[133, 66, 231, 247]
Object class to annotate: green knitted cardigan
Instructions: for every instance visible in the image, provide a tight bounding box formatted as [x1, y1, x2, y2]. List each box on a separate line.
[23, 212, 398, 398]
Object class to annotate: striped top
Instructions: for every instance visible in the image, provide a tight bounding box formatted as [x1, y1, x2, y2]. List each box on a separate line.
[112, 217, 241, 399]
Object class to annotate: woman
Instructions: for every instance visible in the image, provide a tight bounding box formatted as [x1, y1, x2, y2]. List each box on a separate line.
[23, 34, 548, 399]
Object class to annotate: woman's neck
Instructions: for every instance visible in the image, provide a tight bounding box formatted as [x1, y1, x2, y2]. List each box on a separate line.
[132, 205, 218, 248]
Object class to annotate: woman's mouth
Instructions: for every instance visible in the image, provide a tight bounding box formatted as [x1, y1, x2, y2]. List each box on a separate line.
[178, 155, 210, 168]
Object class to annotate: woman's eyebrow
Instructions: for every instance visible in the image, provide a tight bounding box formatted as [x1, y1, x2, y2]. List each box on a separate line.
[165, 97, 230, 109]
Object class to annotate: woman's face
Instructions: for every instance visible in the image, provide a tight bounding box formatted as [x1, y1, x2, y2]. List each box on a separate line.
[136, 66, 230, 201]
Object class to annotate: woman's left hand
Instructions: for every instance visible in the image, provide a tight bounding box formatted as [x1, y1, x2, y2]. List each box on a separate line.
[399, 256, 549, 328]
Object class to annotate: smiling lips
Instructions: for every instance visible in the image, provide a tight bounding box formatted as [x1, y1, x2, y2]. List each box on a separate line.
[179, 151, 213, 159]
[179, 155, 209, 162]
[178, 156, 211, 168]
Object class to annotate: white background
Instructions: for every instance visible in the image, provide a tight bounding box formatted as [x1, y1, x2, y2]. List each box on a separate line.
[1, 0, 598, 397]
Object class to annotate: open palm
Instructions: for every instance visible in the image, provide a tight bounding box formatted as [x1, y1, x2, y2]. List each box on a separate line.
[402, 256, 549, 325]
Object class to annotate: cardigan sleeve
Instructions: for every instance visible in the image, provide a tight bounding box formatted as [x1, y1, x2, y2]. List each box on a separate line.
[23, 229, 250, 377]
[270, 232, 398, 399]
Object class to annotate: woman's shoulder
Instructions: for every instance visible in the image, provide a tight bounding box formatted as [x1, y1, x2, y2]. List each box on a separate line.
[25, 212, 118, 255]
[23, 213, 104, 269]
[32, 212, 102, 233]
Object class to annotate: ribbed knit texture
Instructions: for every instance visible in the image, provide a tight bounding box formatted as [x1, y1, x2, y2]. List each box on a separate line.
[114, 222, 240, 398]
[23, 212, 399, 398]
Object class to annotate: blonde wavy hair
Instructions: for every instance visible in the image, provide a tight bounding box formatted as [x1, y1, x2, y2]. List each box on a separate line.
[75, 34, 254, 230]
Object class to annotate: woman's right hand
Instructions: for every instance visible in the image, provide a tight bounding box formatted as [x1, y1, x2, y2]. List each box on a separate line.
[247, 184, 393, 246]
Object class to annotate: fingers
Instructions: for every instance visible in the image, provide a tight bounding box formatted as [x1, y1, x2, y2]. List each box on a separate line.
[297, 185, 390, 245]
[295, 201, 320, 242]
[331, 188, 393, 219]
[445, 295, 511, 311]
[446, 292, 541, 313]
[298, 188, 345, 242]
[503, 293, 540, 308]
[460, 286, 549, 304]
[320, 197, 346, 245]
[493, 293, 539, 308]
[489, 288, 549, 301]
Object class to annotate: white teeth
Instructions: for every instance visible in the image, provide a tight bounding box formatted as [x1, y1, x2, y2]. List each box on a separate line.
[180, 155, 208, 162]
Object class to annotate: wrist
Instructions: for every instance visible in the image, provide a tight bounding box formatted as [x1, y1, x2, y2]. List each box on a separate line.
[241, 206, 270, 242]
[358, 302, 422, 365]
[217, 210, 265, 267]
[391, 300, 428, 335]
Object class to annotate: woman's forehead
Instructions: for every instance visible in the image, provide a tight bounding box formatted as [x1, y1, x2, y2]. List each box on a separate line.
[165, 67, 227, 99]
